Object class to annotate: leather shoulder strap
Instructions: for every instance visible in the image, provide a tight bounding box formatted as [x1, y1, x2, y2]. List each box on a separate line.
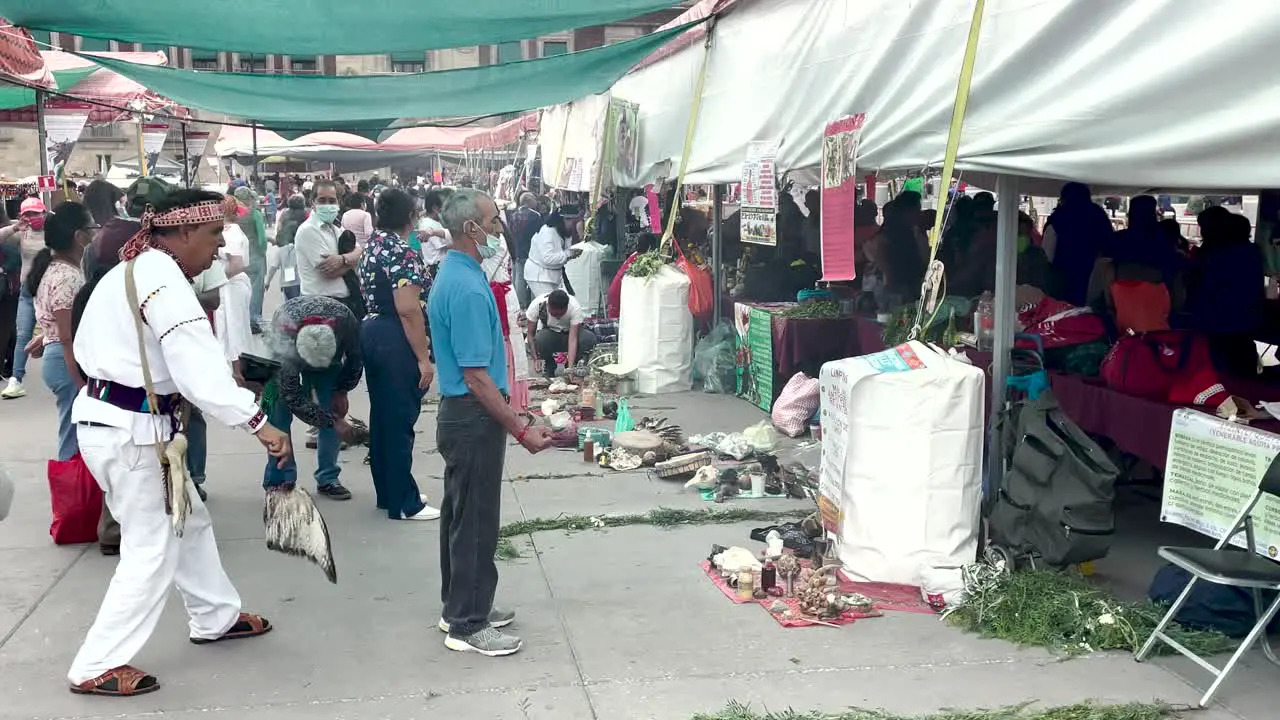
[124, 259, 170, 451]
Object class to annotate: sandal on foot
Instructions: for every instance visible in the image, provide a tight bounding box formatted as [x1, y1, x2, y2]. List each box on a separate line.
[190, 612, 272, 645]
[69, 665, 159, 696]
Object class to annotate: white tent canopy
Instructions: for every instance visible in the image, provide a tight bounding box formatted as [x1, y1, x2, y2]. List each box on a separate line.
[610, 0, 1280, 193]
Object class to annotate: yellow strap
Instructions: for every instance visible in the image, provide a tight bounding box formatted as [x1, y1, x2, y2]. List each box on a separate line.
[661, 19, 717, 254]
[910, 0, 986, 337]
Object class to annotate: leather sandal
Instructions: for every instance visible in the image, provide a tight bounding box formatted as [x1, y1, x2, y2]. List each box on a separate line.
[190, 612, 272, 645]
[69, 665, 159, 696]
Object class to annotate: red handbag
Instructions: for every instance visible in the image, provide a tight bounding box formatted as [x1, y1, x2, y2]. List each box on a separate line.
[1100, 330, 1193, 401]
[48, 453, 103, 545]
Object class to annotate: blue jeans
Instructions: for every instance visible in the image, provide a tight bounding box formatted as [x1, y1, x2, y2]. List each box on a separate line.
[13, 286, 34, 382]
[282, 285, 300, 301]
[41, 342, 78, 461]
[360, 315, 427, 519]
[262, 368, 341, 490]
[187, 408, 207, 484]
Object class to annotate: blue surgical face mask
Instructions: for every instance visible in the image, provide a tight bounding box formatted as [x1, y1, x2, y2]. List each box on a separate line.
[469, 221, 501, 259]
[312, 204, 339, 223]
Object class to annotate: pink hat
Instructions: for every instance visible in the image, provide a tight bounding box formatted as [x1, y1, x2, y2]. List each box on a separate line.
[18, 197, 45, 215]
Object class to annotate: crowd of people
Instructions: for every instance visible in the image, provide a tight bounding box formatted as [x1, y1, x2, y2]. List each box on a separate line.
[0, 169, 606, 695]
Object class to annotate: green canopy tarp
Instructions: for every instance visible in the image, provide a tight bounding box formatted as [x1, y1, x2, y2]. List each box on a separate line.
[0, 0, 682, 56]
[82, 23, 696, 124]
[0, 66, 96, 110]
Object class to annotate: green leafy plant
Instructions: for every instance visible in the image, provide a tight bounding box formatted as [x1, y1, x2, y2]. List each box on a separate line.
[494, 507, 812, 560]
[945, 567, 1234, 657]
[625, 249, 669, 278]
[692, 700, 1183, 720]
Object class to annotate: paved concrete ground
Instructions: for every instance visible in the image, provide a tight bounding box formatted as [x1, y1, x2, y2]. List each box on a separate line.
[0, 358, 1274, 719]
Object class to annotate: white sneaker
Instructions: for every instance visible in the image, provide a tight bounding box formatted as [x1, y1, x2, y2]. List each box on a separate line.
[1, 377, 24, 399]
[402, 503, 441, 521]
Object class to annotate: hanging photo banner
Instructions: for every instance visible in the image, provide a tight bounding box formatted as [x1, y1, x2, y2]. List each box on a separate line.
[42, 104, 91, 184]
[603, 98, 639, 187]
[739, 140, 780, 246]
[820, 113, 866, 281]
[183, 129, 211, 186]
[141, 122, 170, 176]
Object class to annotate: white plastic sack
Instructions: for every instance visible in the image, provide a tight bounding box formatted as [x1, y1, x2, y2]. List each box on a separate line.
[918, 565, 967, 612]
[821, 341, 984, 585]
[618, 266, 693, 394]
[565, 240, 607, 315]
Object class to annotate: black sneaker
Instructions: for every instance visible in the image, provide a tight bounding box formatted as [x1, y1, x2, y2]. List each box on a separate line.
[195, 484, 208, 502]
[318, 483, 353, 501]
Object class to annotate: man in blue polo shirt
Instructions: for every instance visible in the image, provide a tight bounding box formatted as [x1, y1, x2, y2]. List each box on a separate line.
[429, 188, 552, 658]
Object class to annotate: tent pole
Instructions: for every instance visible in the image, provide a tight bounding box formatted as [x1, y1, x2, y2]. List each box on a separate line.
[35, 90, 49, 179]
[180, 122, 191, 187]
[135, 119, 149, 177]
[712, 183, 724, 323]
[251, 122, 259, 181]
[989, 174, 1019, 473]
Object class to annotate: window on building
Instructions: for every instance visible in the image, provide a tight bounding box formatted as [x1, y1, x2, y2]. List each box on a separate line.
[88, 125, 118, 139]
[496, 41, 523, 64]
[289, 56, 318, 74]
[96, 154, 112, 173]
[541, 41, 568, 57]
[78, 36, 111, 52]
[28, 30, 52, 50]
[239, 54, 268, 73]
[138, 43, 169, 54]
[389, 52, 426, 73]
[191, 49, 220, 70]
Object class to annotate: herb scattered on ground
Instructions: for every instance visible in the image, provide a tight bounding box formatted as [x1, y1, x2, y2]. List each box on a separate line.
[945, 567, 1234, 657]
[494, 507, 811, 560]
[693, 700, 1183, 720]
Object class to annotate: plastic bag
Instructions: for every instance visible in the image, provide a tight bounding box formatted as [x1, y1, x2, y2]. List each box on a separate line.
[694, 322, 737, 394]
[48, 453, 103, 545]
[771, 372, 820, 437]
[742, 421, 778, 453]
[919, 565, 967, 612]
[675, 240, 714, 322]
[614, 398, 635, 434]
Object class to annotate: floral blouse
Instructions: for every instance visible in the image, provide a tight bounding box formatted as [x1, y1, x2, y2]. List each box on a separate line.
[358, 229, 430, 316]
[35, 261, 84, 344]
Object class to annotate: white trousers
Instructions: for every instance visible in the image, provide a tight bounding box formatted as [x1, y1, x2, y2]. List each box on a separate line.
[68, 425, 241, 685]
[526, 280, 562, 300]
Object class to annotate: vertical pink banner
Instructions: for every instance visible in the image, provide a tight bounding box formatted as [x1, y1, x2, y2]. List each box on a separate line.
[819, 114, 866, 282]
[646, 183, 661, 233]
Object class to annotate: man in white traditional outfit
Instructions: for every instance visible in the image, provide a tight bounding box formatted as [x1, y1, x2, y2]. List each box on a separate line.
[67, 188, 292, 697]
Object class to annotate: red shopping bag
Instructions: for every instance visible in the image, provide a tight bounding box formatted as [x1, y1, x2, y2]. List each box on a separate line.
[48, 453, 102, 545]
[674, 240, 714, 322]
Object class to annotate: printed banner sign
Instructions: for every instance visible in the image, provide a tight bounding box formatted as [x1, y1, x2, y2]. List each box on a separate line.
[36, 175, 55, 191]
[604, 98, 639, 186]
[183, 129, 211, 186]
[1162, 409, 1280, 557]
[42, 104, 91, 184]
[820, 113, 866, 281]
[141, 122, 169, 176]
[739, 140, 779, 246]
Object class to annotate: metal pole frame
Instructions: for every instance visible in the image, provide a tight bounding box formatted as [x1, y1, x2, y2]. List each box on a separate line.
[180, 122, 191, 187]
[711, 183, 724, 323]
[35, 90, 49, 179]
[989, 174, 1020, 475]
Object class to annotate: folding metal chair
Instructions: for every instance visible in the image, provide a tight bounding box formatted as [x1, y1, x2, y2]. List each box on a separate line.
[1134, 454, 1280, 707]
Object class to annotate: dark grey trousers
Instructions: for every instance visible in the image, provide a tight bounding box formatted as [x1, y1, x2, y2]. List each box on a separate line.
[437, 394, 507, 637]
